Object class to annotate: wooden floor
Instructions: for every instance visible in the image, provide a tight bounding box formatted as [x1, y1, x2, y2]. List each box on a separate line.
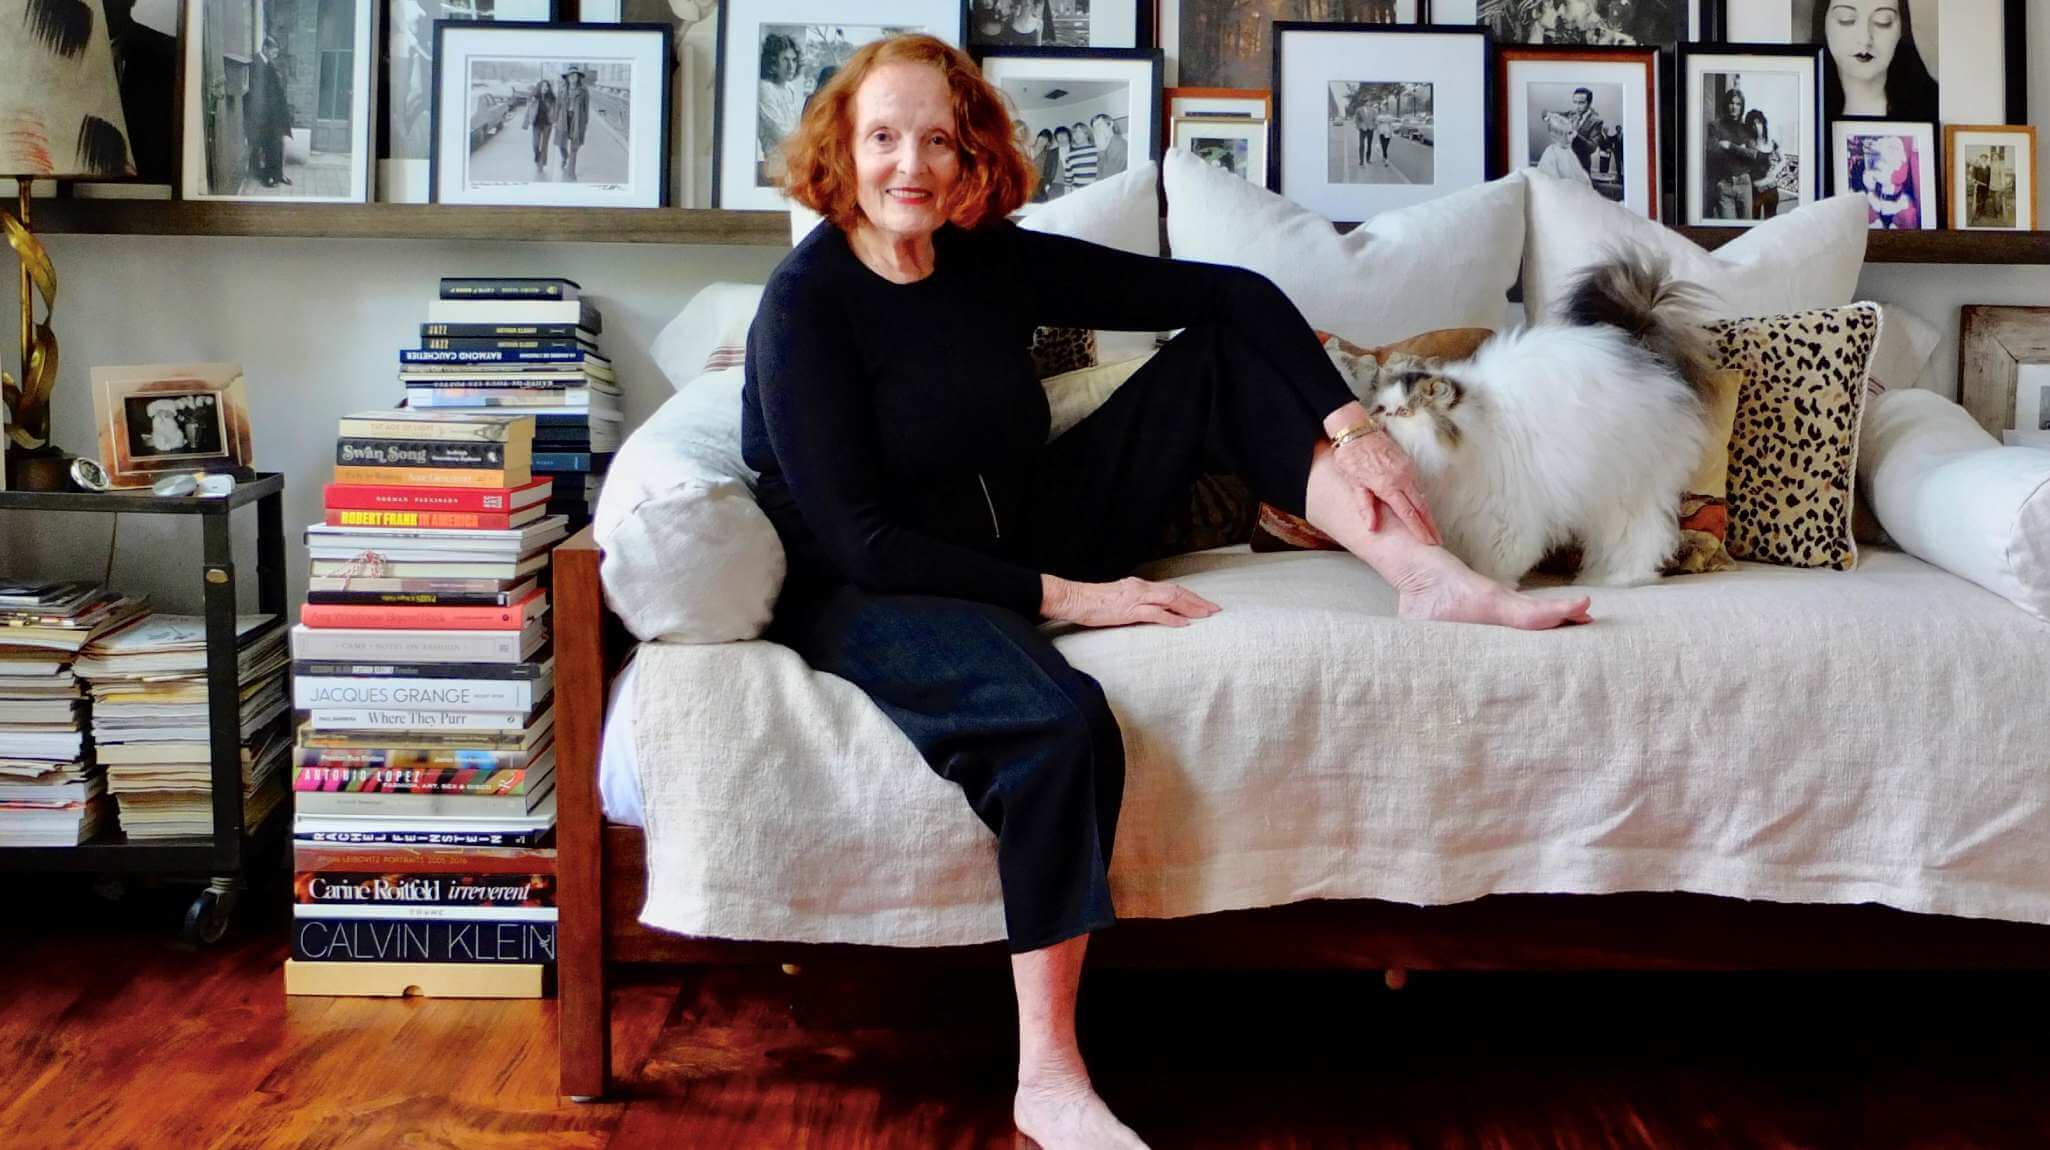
[9, 875, 2050, 1150]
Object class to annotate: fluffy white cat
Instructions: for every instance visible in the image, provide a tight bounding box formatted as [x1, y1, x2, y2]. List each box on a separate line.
[1333, 250, 1718, 587]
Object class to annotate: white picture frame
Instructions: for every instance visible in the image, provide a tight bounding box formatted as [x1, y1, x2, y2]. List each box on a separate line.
[181, 0, 378, 201]
[716, 0, 964, 210]
[1831, 118, 1937, 231]
[1945, 123, 2035, 232]
[430, 21, 673, 208]
[1272, 24, 1487, 225]
[1681, 46, 1822, 228]
[1172, 115, 1269, 188]
[982, 48, 1164, 215]
[382, 0, 558, 204]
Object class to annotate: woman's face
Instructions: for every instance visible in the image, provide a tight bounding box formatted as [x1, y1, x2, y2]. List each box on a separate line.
[1825, 1, 1901, 87]
[850, 62, 961, 240]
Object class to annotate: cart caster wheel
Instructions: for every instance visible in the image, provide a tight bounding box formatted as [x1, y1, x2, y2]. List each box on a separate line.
[183, 886, 237, 946]
[91, 878, 128, 903]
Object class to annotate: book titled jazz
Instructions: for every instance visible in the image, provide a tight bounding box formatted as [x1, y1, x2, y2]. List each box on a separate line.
[292, 916, 557, 963]
[298, 589, 545, 631]
[324, 478, 552, 512]
[295, 872, 555, 907]
[421, 322, 592, 339]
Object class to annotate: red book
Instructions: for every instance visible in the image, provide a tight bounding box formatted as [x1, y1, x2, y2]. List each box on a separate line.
[322, 477, 553, 513]
[298, 589, 548, 631]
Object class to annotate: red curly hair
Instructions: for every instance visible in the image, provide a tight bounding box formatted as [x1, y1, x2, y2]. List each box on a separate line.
[778, 33, 1036, 232]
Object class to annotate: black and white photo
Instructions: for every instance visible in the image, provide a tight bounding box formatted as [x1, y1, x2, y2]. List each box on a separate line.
[717, 0, 962, 209]
[125, 394, 227, 460]
[433, 21, 670, 206]
[967, 0, 1141, 49]
[182, 0, 376, 200]
[1501, 45, 1659, 217]
[1328, 81, 1431, 186]
[384, 0, 556, 202]
[1713, 1, 2029, 121]
[1477, 0, 1684, 47]
[980, 48, 1162, 213]
[1682, 46, 1820, 227]
[619, 0, 717, 206]
[1273, 23, 1486, 223]
[1832, 119, 1934, 230]
[1159, 1, 1416, 89]
[91, 363, 255, 487]
[1945, 124, 2034, 232]
[1173, 115, 1269, 187]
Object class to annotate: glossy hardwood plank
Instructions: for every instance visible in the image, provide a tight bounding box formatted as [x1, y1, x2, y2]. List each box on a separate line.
[33, 201, 788, 247]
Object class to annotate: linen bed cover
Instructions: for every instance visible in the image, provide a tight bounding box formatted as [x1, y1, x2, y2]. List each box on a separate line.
[598, 546, 2050, 949]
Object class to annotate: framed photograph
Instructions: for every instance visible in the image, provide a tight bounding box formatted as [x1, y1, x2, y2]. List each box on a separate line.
[181, 0, 377, 201]
[1959, 306, 2050, 439]
[1830, 118, 1934, 230]
[1272, 22, 1488, 224]
[1713, 1, 2025, 125]
[1174, 115, 1269, 186]
[383, 0, 558, 204]
[968, 1, 1149, 49]
[90, 364, 255, 488]
[982, 48, 1164, 211]
[615, 0, 718, 207]
[1442, 0, 1698, 48]
[716, 1, 965, 210]
[431, 21, 672, 207]
[1945, 124, 2034, 233]
[1679, 44, 1820, 227]
[1498, 46, 1659, 218]
[1165, 85, 1269, 122]
[1156, 1, 1418, 88]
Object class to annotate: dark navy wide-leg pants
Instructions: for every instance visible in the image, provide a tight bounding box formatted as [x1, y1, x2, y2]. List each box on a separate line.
[765, 324, 1333, 953]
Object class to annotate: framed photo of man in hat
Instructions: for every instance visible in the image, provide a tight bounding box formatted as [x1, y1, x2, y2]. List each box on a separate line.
[430, 20, 673, 206]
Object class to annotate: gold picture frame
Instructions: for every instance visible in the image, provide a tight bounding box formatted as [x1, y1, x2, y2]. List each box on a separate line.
[1944, 124, 2035, 232]
[89, 362, 254, 488]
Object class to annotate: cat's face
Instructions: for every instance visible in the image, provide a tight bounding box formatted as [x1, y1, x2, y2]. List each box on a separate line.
[1367, 370, 1465, 451]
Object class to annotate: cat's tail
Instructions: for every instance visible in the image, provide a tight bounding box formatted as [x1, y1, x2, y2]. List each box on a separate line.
[1556, 245, 1718, 397]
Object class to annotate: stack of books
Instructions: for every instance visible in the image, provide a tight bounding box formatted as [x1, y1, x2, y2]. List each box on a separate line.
[0, 581, 147, 846]
[73, 613, 292, 840]
[414, 277, 618, 530]
[286, 408, 563, 997]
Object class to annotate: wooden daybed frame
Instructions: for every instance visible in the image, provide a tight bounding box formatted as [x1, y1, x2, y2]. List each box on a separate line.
[553, 526, 2050, 1100]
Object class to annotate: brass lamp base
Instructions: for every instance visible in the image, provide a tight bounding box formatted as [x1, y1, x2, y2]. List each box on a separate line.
[5, 443, 73, 491]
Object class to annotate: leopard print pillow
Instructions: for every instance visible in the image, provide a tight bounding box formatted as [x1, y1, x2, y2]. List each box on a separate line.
[1708, 303, 1880, 570]
[1030, 326, 1097, 380]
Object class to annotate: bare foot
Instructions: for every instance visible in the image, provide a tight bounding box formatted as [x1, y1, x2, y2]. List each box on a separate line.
[1014, 1072, 1150, 1150]
[1394, 559, 1592, 630]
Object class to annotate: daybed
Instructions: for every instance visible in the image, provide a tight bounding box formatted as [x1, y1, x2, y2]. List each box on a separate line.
[554, 161, 2050, 1099]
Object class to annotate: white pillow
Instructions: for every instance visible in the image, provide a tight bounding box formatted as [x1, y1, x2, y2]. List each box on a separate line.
[1018, 162, 1162, 363]
[1163, 147, 1524, 348]
[594, 366, 785, 643]
[648, 282, 764, 391]
[1859, 387, 2050, 623]
[1521, 169, 1870, 323]
[1866, 301, 1941, 393]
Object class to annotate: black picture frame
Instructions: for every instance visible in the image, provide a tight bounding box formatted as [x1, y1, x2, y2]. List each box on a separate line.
[714, 2, 969, 209]
[1269, 21, 1494, 224]
[428, 19, 674, 208]
[975, 44, 1167, 164]
[378, 0, 564, 175]
[1676, 40, 1826, 227]
[964, 1, 1155, 50]
[1704, 0, 2027, 124]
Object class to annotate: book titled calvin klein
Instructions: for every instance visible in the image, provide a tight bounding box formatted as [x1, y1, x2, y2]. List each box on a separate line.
[292, 917, 557, 963]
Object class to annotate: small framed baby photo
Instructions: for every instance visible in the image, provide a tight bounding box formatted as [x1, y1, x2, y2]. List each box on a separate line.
[1498, 45, 1660, 220]
[1831, 118, 1937, 231]
[1945, 124, 2035, 232]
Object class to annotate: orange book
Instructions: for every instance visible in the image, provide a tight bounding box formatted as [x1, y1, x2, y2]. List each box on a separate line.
[331, 465, 528, 489]
[298, 589, 547, 631]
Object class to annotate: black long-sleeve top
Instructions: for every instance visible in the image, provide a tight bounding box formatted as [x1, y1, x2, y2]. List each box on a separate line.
[740, 220, 1356, 617]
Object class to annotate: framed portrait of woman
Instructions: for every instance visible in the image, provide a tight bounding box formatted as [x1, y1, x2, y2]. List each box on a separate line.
[1712, 0, 2026, 125]
[1678, 43, 1822, 227]
[1830, 117, 1936, 230]
[1498, 45, 1661, 219]
[715, 0, 966, 209]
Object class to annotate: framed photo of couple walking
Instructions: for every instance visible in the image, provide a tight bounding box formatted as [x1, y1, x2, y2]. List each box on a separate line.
[1678, 43, 1823, 227]
[430, 21, 673, 207]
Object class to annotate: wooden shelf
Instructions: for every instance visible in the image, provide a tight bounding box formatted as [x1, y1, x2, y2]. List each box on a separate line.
[33, 200, 789, 247]
[28, 199, 2050, 263]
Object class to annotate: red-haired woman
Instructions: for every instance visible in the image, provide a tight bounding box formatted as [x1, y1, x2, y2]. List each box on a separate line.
[741, 33, 1591, 1147]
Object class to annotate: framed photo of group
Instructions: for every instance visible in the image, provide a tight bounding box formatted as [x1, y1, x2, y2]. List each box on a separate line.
[1165, 86, 1271, 187]
[979, 48, 1165, 213]
[1678, 43, 1822, 227]
[1270, 22, 1490, 224]
[1497, 45, 1661, 219]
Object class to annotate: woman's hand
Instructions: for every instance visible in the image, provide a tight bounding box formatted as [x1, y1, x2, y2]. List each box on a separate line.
[1040, 574, 1220, 629]
[1330, 427, 1443, 546]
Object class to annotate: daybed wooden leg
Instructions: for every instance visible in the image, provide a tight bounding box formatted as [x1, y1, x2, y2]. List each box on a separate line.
[556, 527, 613, 1101]
[1384, 968, 1408, 991]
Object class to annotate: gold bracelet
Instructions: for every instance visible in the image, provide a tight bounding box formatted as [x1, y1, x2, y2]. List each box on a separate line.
[1329, 415, 1383, 451]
